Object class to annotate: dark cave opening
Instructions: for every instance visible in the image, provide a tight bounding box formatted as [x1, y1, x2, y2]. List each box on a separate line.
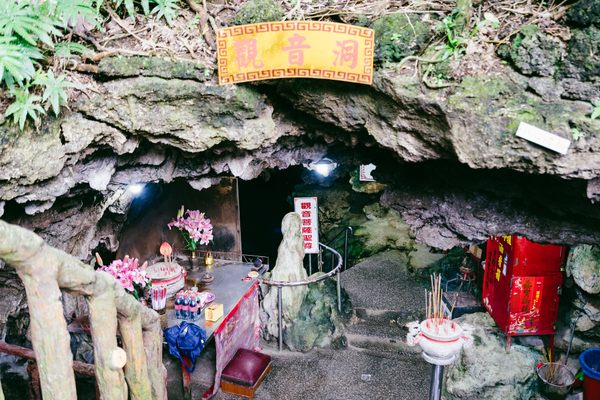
[238, 166, 304, 264]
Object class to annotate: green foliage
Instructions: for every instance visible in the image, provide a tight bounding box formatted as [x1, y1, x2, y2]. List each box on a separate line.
[592, 101, 600, 120]
[34, 69, 77, 115]
[151, 0, 179, 26]
[571, 127, 584, 141]
[95, 0, 179, 23]
[1, 0, 178, 130]
[4, 87, 44, 130]
[233, 0, 284, 26]
[372, 13, 431, 63]
[435, 9, 472, 61]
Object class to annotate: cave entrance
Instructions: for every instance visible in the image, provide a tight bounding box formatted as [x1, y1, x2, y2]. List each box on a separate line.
[116, 178, 242, 263]
[238, 166, 304, 264]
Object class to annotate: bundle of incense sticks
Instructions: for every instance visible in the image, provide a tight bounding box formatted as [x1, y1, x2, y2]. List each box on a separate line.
[425, 273, 445, 327]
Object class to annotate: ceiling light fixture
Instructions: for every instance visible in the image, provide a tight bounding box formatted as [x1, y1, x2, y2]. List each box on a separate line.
[310, 158, 337, 177]
[128, 184, 145, 195]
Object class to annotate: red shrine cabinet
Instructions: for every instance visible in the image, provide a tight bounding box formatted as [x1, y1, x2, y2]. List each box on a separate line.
[482, 235, 567, 345]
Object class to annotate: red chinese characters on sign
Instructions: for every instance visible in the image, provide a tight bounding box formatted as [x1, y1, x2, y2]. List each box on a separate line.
[294, 197, 319, 254]
[333, 40, 358, 68]
[233, 38, 264, 70]
[508, 277, 544, 334]
[283, 34, 311, 66]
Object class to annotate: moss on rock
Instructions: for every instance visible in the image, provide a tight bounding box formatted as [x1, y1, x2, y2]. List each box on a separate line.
[498, 24, 564, 77]
[98, 56, 211, 81]
[232, 0, 284, 25]
[567, 245, 600, 294]
[566, 0, 600, 28]
[371, 13, 431, 64]
[562, 25, 600, 82]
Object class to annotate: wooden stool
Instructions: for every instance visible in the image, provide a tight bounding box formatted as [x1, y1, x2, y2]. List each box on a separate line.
[221, 348, 272, 398]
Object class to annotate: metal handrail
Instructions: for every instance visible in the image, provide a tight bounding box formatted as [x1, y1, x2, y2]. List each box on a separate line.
[324, 226, 353, 248]
[260, 242, 343, 351]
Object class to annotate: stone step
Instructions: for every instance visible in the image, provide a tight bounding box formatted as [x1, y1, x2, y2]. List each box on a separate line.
[353, 307, 423, 324]
[345, 332, 420, 355]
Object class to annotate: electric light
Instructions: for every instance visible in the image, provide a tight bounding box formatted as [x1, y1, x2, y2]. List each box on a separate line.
[128, 184, 144, 195]
[311, 158, 337, 177]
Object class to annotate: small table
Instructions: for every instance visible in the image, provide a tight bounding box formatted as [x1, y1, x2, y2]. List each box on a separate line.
[165, 261, 265, 399]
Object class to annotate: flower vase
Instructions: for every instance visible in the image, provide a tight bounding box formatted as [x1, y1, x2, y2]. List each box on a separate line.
[189, 251, 199, 271]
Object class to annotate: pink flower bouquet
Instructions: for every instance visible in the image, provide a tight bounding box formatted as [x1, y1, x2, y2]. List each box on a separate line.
[168, 206, 214, 252]
[98, 255, 151, 300]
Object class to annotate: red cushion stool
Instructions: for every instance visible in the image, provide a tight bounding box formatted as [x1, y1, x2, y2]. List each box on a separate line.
[221, 348, 272, 398]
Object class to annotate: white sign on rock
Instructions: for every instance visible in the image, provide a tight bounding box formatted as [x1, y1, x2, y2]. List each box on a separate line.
[293, 197, 319, 254]
[515, 122, 571, 155]
[359, 163, 377, 182]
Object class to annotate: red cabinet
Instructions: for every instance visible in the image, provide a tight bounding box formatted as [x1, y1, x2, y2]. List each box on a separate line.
[482, 235, 566, 344]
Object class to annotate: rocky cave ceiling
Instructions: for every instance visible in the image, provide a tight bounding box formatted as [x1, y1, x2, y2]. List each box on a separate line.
[1, 58, 600, 261]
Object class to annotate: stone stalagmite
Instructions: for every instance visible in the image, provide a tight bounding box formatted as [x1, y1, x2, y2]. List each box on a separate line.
[262, 212, 308, 339]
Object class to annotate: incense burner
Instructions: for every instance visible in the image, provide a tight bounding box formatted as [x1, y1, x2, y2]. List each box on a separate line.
[407, 318, 470, 365]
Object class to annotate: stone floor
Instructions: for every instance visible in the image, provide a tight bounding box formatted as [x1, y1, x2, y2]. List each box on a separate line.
[166, 250, 432, 400]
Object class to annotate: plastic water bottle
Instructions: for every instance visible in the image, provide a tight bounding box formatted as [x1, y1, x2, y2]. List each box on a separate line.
[182, 295, 190, 320]
[175, 292, 182, 319]
[189, 296, 198, 321]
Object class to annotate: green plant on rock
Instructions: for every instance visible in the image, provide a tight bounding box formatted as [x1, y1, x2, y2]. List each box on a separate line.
[1, 0, 181, 131]
[233, 0, 284, 26]
[571, 127, 585, 141]
[95, 0, 179, 24]
[0, 0, 99, 130]
[591, 101, 600, 120]
[372, 13, 431, 64]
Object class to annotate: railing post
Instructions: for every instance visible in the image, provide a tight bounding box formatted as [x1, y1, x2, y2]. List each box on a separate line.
[277, 285, 283, 351]
[118, 313, 152, 400]
[16, 263, 78, 400]
[87, 273, 128, 400]
[336, 270, 342, 313]
[343, 228, 351, 271]
[318, 250, 323, 272]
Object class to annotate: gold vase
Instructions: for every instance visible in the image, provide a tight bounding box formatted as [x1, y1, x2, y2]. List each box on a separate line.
[204, 251, 214, 266]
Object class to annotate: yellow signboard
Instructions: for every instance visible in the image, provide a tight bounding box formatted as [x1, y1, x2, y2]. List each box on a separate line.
[217, 21, 374, 85]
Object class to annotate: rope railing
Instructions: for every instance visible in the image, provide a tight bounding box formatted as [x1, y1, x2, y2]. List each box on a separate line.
[0, 220, 167, 400]
[260, 242, 343, 351]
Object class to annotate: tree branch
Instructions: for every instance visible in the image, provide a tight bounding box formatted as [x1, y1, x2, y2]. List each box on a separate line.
[185, 0, 216, 49]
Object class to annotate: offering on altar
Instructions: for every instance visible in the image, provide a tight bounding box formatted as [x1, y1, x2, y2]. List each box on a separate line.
[146, 261, 185, 298]
[175, 289, 215, 321]
[206, 303, 223, 322]
[151, 285, 167, 313]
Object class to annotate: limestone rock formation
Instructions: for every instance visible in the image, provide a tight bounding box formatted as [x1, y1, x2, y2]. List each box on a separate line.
[353, 203, 415, 254]
[445, 313, 539, 400]
[567, 245, 600, 294]
[284, 277, 348, 352]
[261, 213, 308, 338]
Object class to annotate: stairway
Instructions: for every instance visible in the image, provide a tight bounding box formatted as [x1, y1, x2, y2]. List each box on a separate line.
[341, 250, 427, 355]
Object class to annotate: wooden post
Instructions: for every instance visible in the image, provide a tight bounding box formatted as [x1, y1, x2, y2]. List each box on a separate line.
[0, 220, 167, 400]
[17, 260, 78, 400]
[142, 320, 168, 400]
[87, 273, 128, 400]
[118, 313, 152, 400]
[27, 361, 42, 400]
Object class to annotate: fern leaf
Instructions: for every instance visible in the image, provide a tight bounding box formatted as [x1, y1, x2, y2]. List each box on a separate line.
[52, 0, 98, 28]
[0, 2, 61, 47]
[141, 0, 150, 15]
[0, 38, 37, 85]
[4, 88, 45, 130]
[125, 0, 136, 18]
[33, 69, 76, 115]
[151, 0, 179, 25]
